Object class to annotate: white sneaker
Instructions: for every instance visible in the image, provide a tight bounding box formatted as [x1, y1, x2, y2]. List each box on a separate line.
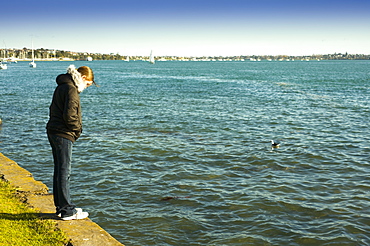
[57, 208, 83, 218]
[62, 209, 89, 221]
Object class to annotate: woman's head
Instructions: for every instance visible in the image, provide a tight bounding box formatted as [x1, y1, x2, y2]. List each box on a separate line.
[77, 66, 95, 86]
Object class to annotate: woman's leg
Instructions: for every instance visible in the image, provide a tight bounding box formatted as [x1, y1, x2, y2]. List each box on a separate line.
[48, 134, 76, 217]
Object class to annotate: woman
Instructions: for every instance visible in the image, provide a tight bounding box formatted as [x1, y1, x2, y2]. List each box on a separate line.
[46, 65, 95, 220]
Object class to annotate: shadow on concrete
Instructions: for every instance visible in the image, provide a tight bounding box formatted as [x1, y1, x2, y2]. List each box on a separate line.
[0, 212, 58, 220]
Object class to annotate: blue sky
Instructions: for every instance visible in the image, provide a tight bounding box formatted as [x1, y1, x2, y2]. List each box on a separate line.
[2, 0, 369, 56]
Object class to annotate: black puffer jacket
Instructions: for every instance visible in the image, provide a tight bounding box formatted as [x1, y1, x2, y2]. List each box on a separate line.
[46, 74, 82, 142]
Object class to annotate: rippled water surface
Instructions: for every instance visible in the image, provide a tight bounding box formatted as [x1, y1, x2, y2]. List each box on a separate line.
[1, 60, 369, 245]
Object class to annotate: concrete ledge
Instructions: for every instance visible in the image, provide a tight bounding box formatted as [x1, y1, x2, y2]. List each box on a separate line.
[0, 153, 124, 246]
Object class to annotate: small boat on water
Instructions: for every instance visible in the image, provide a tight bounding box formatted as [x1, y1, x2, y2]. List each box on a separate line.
[149, 50, 155, 64]
[29, 60, 36, 68]
[29, 40, 36, 68]
[0, 62, 7, 70]
[1, 48, 7, 69]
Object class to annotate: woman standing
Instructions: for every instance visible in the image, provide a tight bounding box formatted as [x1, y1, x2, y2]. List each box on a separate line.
[46, 65, 95, 220]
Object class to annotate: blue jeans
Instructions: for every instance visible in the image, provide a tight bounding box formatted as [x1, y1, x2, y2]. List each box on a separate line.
[48, 134, 76, 217]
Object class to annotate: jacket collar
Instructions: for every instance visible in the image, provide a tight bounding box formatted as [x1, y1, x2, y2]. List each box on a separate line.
[67, 65, 87, 93]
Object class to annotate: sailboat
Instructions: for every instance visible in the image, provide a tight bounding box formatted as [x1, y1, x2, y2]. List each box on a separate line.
[0, 62, 7, 70]
[149, 50, 155, 64]
[125, 55, 129, 62]
[0, 49, 7, 69]
[29, 40, 36, 68]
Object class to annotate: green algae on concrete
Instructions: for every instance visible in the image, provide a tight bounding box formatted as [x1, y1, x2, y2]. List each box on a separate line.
[0, 179, 68, 246]
[0, 153, 124, 246]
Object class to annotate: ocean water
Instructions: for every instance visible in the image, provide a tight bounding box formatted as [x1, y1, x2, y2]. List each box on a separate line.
[0, 60, 369, 245]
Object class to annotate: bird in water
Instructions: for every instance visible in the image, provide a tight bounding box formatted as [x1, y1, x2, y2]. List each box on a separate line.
[271, 140, 280, 148]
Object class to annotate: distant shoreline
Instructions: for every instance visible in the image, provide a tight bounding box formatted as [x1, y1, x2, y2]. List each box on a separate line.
[1, 48, 369, 62]
[3, 57, 370, 62]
